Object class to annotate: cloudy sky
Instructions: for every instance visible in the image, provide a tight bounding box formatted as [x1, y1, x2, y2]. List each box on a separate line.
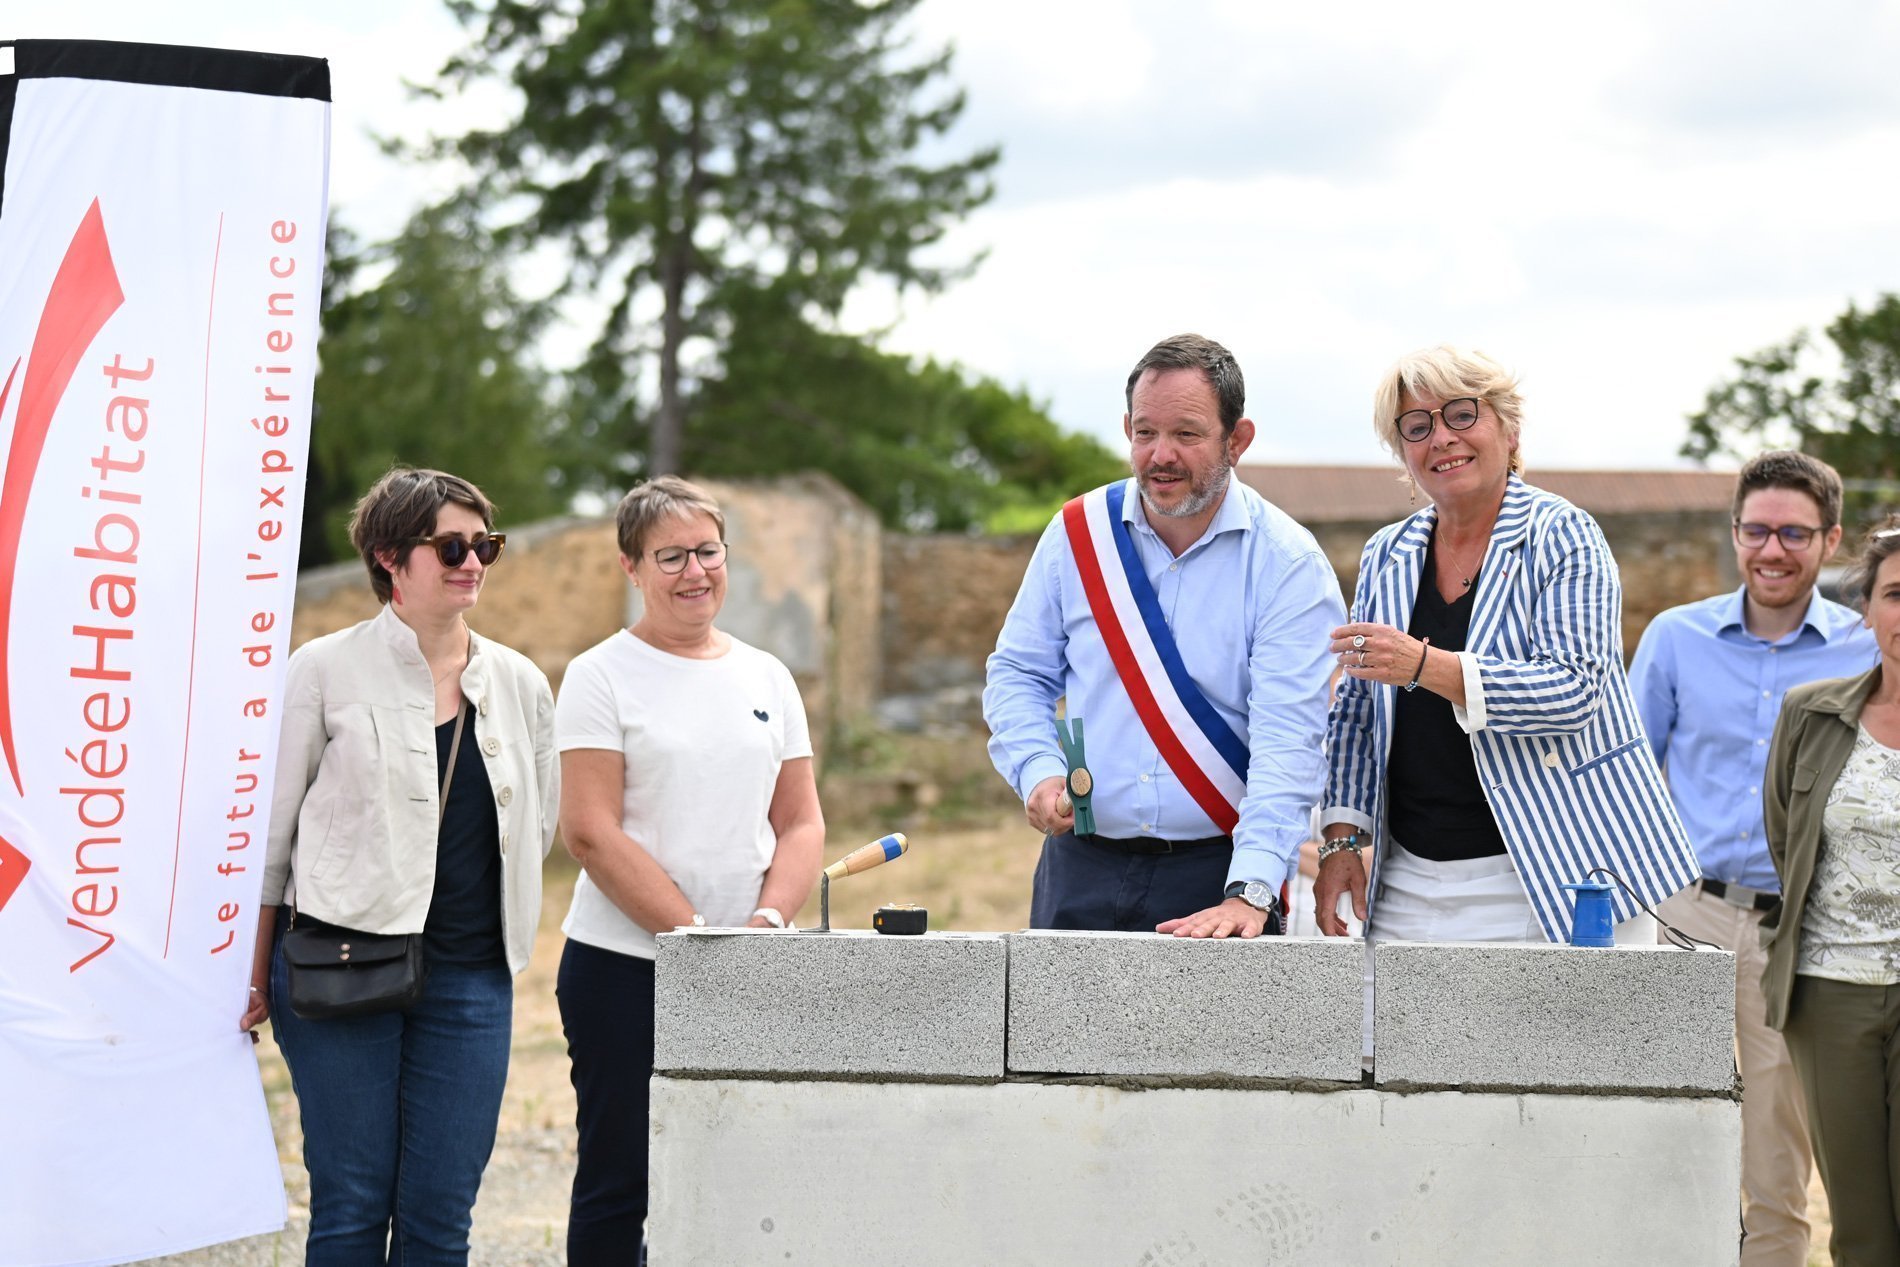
[15, 0, 1900, 472]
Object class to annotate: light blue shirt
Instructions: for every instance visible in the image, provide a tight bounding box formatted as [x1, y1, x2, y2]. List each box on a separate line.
[982, 478, 1345, 889]
[1630, 586, 1877, 892]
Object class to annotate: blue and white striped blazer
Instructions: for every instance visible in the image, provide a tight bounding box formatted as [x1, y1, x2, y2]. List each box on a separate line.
[1322, 474, 1697, 942]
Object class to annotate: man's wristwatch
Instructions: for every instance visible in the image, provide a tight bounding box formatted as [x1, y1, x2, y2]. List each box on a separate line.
[1316, 833, 1369, 863]
[1224, 880, 1280, 916]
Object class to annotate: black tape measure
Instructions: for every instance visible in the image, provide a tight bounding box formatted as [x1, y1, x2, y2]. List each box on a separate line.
[873, 904, 928, 935]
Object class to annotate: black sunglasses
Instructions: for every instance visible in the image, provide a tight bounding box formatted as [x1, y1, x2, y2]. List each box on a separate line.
[408, 532, 506, 568]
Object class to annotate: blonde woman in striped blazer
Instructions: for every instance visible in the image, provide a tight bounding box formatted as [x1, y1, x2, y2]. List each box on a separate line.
[1312, 346, 1697, 945]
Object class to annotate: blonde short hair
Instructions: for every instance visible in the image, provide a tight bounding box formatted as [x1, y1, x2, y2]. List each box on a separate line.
[614, 475, 725, 560]
[1372, 345, 1524, 474]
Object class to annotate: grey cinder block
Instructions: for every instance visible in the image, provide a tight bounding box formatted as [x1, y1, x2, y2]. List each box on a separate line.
[654, 928, 1007, 1079]
[1372, 942, 1736, 1093]
[1006, 931, 1365, 1081]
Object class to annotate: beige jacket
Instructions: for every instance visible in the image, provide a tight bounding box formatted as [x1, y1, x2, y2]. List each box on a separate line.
[261, 604, 559, 973]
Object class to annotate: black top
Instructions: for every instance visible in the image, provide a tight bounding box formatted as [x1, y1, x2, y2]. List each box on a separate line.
[1385, 541, 1508, 862]
[424, 708, 505, 966]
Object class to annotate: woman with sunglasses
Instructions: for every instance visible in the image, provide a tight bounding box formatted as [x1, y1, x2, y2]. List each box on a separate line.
[242, 467, 558, 1264]
[553, 475, 824, 1265]
[1764, 517, 1900, 1267]
[1313, 346, 1695, 958]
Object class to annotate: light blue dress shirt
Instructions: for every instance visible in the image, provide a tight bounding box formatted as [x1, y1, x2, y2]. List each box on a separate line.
[1630, 586, 1877, 892]
[982, 478, 1345, 889]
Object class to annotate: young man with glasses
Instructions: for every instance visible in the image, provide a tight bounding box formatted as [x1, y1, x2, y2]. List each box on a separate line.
[1630, 450, 1876, 1267]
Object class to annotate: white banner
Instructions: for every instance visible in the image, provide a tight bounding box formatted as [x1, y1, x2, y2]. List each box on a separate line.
[0, 40, 329, 1267]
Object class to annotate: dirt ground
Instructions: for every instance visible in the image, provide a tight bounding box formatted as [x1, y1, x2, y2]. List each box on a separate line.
[149, 811, 1838, 1266]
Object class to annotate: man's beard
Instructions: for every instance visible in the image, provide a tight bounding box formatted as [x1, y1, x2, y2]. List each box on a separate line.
[1137, 451, 1232, 520]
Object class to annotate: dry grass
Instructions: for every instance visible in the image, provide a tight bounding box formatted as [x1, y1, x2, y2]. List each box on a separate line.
[794, 811, 1040, 933]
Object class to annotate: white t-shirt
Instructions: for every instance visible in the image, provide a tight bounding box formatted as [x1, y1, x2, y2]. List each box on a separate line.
[557, 629, 812, 960]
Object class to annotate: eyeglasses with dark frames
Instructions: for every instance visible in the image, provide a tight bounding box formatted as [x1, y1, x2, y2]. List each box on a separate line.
[650, 542, 728, 575]
[1732, 521, 1823, 551]
[1396, 398, 1483, 443]
[408, 532, 506, 568]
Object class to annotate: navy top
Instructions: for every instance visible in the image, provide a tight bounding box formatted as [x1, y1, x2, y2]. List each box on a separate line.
[1386, 542, 1508, 862]
[425, 707, 505, 966]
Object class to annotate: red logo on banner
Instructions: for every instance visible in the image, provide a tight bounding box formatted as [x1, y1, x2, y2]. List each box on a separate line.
[0, 199, 125, 796]
[0, 832, 27, 914]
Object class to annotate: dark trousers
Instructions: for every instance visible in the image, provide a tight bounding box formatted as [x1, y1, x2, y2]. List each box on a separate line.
[558, 938, 656, 1267]
[1782, 974, 1900, 1267]
[1030, 831, 1239, 931]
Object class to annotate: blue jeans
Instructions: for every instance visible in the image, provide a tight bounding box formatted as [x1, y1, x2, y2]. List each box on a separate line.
[270, 933, 513, 1266]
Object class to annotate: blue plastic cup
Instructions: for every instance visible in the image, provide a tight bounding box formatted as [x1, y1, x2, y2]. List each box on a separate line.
[1562, 880, 1617, 948]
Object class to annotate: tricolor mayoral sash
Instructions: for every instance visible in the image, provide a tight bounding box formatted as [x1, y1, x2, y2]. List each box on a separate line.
[1062, 482, 1247, 834]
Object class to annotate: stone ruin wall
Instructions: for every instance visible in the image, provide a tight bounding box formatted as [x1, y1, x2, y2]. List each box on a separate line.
[292, 481, 1731, 753]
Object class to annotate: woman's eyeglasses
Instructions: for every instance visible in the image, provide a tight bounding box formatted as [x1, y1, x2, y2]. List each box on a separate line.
[1396, 398, 1482, 443]
[408, 532, 507, 568]
[650, 543, 727, 574]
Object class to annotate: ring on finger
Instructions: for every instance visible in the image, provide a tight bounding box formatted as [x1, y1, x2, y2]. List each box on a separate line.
[1351, 634, 1367, 648]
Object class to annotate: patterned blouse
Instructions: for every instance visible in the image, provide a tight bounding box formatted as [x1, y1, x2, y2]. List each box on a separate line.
[1798, 725, 1900, 984]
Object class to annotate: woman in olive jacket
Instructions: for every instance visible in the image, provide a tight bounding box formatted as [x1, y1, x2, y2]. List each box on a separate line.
[1762, 517, 1900, 1267]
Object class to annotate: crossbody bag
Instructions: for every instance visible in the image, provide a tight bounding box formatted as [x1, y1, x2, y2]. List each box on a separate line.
[282, 696, 467, 1020]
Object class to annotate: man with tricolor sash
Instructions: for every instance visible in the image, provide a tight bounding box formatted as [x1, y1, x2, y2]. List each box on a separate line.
[983, 334, 1345, 936]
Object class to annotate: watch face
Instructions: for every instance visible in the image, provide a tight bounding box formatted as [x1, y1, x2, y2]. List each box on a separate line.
[1241, 881, 1273, 909]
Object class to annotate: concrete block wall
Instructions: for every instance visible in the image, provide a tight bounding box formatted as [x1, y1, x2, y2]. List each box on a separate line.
[655, 929, 1006, 1080]
[651, 931, 1741, 1266]
[651, 1079, 1740, 1267]
[1373, 941, 1737, 1092]
[1007, 930, 1363, 1081]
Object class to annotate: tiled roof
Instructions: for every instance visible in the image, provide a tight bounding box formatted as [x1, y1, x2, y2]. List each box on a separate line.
[1236, 464, 1735, 523]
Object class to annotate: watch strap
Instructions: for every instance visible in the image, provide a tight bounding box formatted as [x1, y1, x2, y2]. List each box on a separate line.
[1223, 880, 1281, 915]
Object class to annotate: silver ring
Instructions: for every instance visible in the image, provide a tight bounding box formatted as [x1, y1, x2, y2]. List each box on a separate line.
[1359, 649, 1369, 665]
[1351, 634, 1367, 648]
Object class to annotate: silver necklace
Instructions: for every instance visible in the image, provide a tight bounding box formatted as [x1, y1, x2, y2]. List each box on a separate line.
[1438, 535, 1484, 590]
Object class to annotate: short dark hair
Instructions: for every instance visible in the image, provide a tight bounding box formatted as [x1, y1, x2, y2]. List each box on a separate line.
[1843, 514, 1900, 608]
[1124, 334, 1245, 434]
[615, 474, 726, 560]
[1732, 451, 1844, 528]
[348, 467, 496, 604]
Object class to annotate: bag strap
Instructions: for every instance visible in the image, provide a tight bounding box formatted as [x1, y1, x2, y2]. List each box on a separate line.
[439, 696, 468, 827]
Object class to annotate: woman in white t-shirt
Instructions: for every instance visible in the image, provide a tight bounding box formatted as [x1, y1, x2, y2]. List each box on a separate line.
[554, 475, 825, 1266]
